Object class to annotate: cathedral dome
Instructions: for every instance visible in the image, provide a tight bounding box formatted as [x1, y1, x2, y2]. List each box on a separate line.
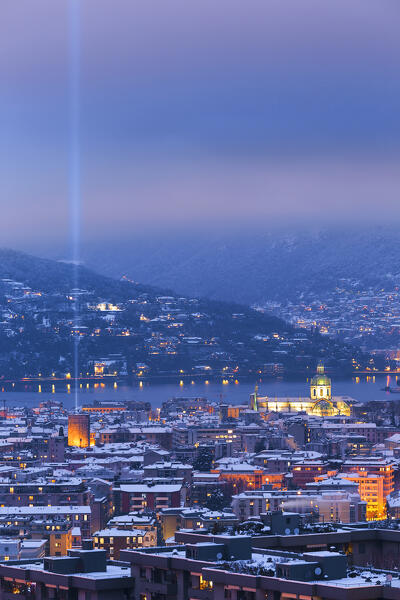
[310, 373, 331, 387]
[310, 362, 332, 400]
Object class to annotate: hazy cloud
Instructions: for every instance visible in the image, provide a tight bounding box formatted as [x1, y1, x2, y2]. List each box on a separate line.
[1, 0, 399, 254]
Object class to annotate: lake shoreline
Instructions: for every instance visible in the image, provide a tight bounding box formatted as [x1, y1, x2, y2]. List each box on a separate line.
[0, 374, 398, 410]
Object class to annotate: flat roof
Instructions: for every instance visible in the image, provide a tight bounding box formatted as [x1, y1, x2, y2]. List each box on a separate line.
[120, 484, 181, 493]
[0, 506, 91, 515]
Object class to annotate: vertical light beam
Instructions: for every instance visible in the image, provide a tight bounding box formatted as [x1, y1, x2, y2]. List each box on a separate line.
[69, 0, 81, 413]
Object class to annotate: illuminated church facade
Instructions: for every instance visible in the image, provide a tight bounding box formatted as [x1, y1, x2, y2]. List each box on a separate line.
[250, 363, 352, 417]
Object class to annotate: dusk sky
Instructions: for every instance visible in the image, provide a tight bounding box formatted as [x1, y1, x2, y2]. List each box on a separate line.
[1, 0, 400, 255]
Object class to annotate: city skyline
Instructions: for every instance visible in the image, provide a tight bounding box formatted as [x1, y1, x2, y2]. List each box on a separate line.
[1, 4, 400, 592]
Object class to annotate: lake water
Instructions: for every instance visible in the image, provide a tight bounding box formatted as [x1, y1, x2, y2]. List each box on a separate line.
[0, 374, 399, 410]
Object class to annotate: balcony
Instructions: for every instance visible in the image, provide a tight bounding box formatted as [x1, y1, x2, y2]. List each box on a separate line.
[187, 587, 214, 599]
[142, 581, 178, 596]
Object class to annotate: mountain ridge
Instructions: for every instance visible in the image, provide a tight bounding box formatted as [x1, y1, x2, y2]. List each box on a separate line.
[0, 247, 367, 379]
[75, 227, 400, 304]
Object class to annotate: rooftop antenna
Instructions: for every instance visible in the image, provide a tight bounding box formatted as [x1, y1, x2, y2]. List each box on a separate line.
[69, 0, 81, 413]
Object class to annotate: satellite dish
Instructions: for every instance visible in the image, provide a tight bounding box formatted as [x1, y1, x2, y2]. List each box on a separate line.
[216, 552, 222, 560]
[294, 528, 300, 535]
[315, 567, 322, 576]
[285, 528, 291, 535]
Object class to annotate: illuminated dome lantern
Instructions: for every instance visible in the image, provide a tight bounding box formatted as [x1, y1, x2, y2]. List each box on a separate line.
[310, 362, 331, 400]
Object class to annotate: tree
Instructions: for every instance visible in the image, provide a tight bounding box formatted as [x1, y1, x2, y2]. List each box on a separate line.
[254, 438, 266, 454]
[205, 488, 226, 511]
[193, 447, 213, 472]
[237, 521, 267, 536]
